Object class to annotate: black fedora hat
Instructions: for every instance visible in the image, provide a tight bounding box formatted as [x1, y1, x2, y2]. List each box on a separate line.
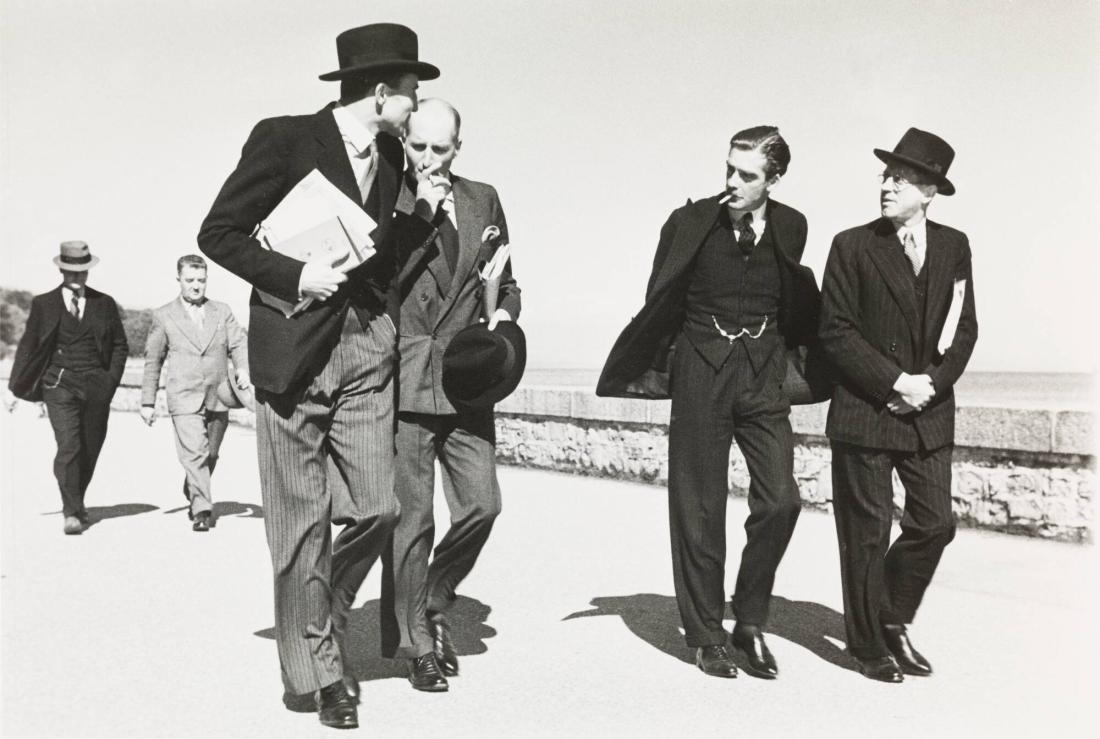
[442, 322, 527, 411]
[319, 23, 439, 82]
[873, 127, 956, 196]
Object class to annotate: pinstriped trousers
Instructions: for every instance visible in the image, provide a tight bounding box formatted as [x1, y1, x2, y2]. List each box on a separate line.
[831, 441, 956, 660]
[255, 309, 400, 696]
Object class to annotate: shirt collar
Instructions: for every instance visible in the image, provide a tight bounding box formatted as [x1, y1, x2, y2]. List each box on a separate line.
[727, 200, 768, 230]
[62, 285, 85, 300]
[179, 296, 206, 310]
[331, 104, 376, 156]
[894, 216, 928, 245]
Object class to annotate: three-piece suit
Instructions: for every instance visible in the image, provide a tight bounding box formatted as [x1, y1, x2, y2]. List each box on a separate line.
[818, 217, 977, 659]
[598, 195, 821, 647]
[8, 286, 128, 518]
[140, 298, 248, 519]
[380, 174, 520, 659]
[197, 105, 434, 696]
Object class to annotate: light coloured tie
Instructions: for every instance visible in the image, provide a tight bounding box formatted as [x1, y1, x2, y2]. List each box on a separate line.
[902, 230, 923, 276]
[188, 303, 204, 329]
[69, 293, 80, 319]
[357, 142, 377, 204]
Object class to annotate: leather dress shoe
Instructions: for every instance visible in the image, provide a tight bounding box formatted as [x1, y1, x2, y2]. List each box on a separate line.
[857, 655, 904, 683]
[695, 644, 738, 678]
[342, 674, 360, 704]
[317, 679, 358, 729]
[429, 613, 459, 677]
[882, 624, 933, 676]
[282, 690, 316, 713]
[731, 624, 778, 679]
[75, 510, 91, 524]
[192, 511, 212, 532]
[63, 516, 84, 535]
[408, 652, 449, 692]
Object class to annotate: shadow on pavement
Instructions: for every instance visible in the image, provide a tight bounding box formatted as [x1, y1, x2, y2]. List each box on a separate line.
[162, 502, 265, 519]
[44, 503, 159, 527]
[254, 595, 497, 683]
[564, 593, 859, 673]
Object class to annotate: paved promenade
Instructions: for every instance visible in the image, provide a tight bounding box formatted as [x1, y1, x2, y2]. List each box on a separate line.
[1, 405, 1097, 738]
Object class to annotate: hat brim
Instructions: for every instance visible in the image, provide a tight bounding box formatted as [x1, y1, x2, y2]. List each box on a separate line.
[217, 375, 255, 412]
[442, 322, 527, 411]
[873, 149, 954, 196]
[52, 255, 99, 271]
[319, 59, 440, 82]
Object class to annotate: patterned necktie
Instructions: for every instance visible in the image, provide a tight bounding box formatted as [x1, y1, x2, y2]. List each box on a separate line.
[902, 230, 923, 276]
[69, 292, 81, 319]
[736, 213, 755, 257]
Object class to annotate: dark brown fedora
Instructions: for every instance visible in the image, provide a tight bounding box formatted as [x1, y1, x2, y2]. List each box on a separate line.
[319, 23, 439, 82]
[874, 127, 956, 196]
[442, 322, 527, 411]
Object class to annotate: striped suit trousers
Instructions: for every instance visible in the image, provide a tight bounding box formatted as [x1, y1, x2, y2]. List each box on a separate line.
[255, 309, 400, 696]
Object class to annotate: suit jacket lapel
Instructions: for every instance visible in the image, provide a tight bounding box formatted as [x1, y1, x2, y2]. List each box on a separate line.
[866, 220, 920, 342]
[312, 107, 363, 208]
[168, 299, 204, 351]
[198, 302, 219, 353]
[921, 222, 953, 346]
[650, 196, 722, 296]
[435, 178, 482, 328]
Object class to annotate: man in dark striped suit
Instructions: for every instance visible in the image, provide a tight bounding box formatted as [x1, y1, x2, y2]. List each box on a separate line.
[819, 128, 978, 683]
[197, 24, 444, 729]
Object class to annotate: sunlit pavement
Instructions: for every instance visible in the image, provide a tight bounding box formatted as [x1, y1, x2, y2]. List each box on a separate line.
[1, 405, 1097, 738]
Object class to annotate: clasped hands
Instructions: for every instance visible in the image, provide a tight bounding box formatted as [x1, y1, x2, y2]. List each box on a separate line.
[298, 162, 452, 303]
[886, 372, 935, 415]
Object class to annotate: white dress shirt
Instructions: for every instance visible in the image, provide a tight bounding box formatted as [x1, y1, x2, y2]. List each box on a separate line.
[61, 286, 86, 320]
[895, 217, 928, 267]
[180, 297, 206, 328]
[331, 104, 378, 204]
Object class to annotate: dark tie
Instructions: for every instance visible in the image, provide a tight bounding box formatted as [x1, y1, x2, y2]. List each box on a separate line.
[69, 292, 81, 319]
[736, 213, 755, 257]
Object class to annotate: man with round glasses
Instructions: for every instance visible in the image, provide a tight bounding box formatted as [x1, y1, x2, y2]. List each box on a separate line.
[818, 128, 978, 683]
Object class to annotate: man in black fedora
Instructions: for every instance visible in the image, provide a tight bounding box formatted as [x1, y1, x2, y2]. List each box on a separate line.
[379, 99, 521, 692]
[198, 22, 447, 729]
[597, 127, 824, 680]
[819, 127, 977, 682]
[8, 241, 128, 535]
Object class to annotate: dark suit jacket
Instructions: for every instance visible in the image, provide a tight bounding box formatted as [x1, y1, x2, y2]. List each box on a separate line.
[395, 174, 520, 415]
[197, 105, 435, 395]
[818, 217, 978, 451]
[597, 195, 824, 401]
[8, 286, 128, 401]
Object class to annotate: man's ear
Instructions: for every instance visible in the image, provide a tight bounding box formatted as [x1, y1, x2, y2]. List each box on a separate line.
[454, 137, 462, 154]
[765, 173, 782, 193]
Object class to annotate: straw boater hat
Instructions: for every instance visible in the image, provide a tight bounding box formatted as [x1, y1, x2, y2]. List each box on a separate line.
[873, 127, 956, 196]
[318, 23, 439, 82]
[52, 241, 99, 271]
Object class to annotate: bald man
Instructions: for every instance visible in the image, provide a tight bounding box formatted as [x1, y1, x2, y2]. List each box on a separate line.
[380, 99, 520, 691]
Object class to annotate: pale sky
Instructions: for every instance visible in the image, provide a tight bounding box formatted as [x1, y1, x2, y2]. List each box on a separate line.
[2, 0, 1097, 373]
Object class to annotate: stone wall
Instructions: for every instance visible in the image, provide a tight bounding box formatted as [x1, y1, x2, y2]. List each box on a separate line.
[85, 368, 1100, 544]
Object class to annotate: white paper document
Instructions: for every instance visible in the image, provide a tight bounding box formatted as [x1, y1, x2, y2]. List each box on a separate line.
[937, 279, 967, 355]
[479, 243, 512, 281]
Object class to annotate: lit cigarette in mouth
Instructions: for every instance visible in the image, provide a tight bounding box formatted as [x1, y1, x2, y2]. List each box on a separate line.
[719, 192, 734, 205]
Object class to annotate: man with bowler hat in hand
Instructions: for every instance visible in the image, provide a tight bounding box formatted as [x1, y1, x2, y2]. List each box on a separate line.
[819, 128, 977, 683]
[379, 99, 521, 692]
[198, 23, 446, 729]
[597, 127, 825, 680]
[8, 242, 128, 535]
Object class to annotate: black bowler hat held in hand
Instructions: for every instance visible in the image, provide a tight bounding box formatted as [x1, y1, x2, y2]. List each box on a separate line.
[442, 322, 527, 411]
[874, 127, 956, 196]
[319, 23, 440, 81]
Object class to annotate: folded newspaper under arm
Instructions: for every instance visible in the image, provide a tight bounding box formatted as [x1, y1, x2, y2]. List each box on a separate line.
[254, 169, 378, 318]
[936, 279, 967, 355]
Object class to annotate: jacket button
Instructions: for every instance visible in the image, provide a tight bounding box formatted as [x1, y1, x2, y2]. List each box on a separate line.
[889, 342, 897, 352]
[420, 293, 429, 302]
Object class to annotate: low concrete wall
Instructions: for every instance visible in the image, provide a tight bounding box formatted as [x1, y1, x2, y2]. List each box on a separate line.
[68, 367, 1098, 544]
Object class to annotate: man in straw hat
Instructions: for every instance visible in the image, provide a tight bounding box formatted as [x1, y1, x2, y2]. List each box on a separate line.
[8, 241, 128, 535]
[138, 254, 250, 533]
[819, 127, 978, 683]
[379, 98, 521, 692]
[198, 22, 446, 729]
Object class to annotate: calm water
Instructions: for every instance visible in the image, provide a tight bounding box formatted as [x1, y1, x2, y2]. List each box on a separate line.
[520, 369, 1096, 410]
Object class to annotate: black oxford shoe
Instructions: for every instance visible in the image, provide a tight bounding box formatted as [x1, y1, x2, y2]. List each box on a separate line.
[317, 679, 358, 729]
[731, 624, 778, 679]
[695, 644, 738, 678]
[342, 674, 360, 704]
[408, 652, 449, 692]
[882, 624, 933, 676]
[192, 511, 212, 532]
[857, 655, 904, 683]
[430, 613, 459, 677]
[282, 690, 316, 713]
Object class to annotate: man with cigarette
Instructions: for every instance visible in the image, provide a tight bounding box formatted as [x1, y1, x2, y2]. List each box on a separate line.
[139, 254, 250, 533]
[597, 127, 823, 679]
[380, 98, 520, 691]
[818, 128, 977, 683]
[197, 23, 446, 729]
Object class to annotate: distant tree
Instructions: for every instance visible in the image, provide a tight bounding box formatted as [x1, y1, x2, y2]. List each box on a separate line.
[121, 307, 153, 358]
[1, 302, 28, 346]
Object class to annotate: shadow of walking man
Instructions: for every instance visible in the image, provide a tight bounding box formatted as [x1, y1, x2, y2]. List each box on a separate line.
[564, 593, 860, 673]
[254, 595, 497, 683]
[46, 503, 159, 529]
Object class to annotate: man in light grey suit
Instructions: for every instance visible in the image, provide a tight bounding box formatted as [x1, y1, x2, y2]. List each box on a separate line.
[141, 254, 250, 531]
[380, 99, 520, 691]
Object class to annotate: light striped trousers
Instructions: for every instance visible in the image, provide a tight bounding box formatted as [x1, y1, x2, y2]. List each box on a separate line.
[255, 309, 400, 696]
